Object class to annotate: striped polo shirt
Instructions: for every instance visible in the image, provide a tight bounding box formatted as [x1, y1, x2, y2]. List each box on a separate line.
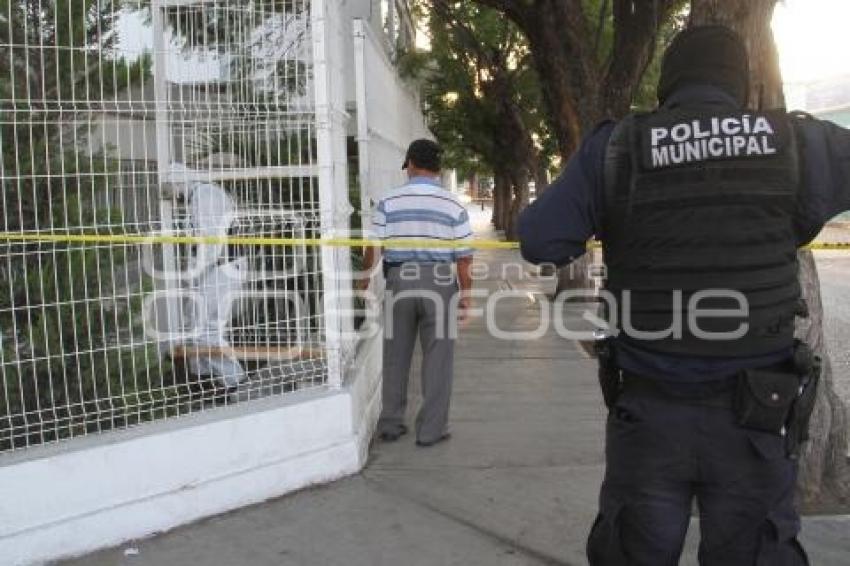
[371, 176, 473, 263]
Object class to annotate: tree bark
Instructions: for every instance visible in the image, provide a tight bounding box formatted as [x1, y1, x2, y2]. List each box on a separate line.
[521, 1, 597, 157]
[475, 0, 682, 159]
[534, 153, 550, 194]
[691, 0, 849, 505]
[689, 0, 785, 109]
[506, 168, 530, 241]
[492, 172, 511, 232]
[795, 251, 850, 504]
[487, 70, 537, 239]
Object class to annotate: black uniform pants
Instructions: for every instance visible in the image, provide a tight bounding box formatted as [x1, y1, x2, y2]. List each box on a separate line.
[587, 376, 808, 566]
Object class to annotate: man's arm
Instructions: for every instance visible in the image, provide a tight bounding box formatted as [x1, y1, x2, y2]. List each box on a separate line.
[456, 256, 473, 291]
[358, 245, 380, 290]
[794, 115, 850, 243]
[362, 246, 378, 272]
[456, 256, 473, 323]
[518, 123, 614, 266]
[357, 198, 388, 290]
[451, 206, 474, 321]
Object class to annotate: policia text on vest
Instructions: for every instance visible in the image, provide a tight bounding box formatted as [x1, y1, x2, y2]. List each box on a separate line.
[647, 112, 780, 168]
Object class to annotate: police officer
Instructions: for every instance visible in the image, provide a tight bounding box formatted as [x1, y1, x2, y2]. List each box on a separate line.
[518, 26, 850, 565]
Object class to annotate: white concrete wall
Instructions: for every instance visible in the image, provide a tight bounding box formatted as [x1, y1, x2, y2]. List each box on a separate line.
[0, 337, 382, 566]
[347, 321, 384, 464]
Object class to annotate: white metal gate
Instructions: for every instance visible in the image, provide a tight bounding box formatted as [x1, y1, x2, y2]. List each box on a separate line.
[0, 0, 353, 452]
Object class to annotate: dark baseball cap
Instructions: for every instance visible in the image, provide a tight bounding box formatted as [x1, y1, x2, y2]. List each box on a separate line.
[402, 139, 442, 171]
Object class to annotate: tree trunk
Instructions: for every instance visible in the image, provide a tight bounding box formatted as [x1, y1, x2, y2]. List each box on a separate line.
[691, 0, 849, 505]
[490, 173, 500, 230]
[492, 172, 511, 232]
[468, 172, 479, 200]
[475, 0, 682, 159]
[795, 251, 850, 504]
[689, 0, 785, 109]
[522, 2, 597, 157]
[534, 156, 549, 195]
[505, 169, 530, 241]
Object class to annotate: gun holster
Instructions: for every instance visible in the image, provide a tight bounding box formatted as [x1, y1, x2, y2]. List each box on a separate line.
[786, 341, 821, 459]
[733, 340, 821, 459]
[595, 338, 622, 410]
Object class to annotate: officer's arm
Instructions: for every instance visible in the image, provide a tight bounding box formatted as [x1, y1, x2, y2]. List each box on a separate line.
[518, 125, 612, 266]
[793, 115, 850, 243]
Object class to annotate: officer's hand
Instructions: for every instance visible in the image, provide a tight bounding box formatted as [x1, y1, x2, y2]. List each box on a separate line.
[355, 276, 370, 292]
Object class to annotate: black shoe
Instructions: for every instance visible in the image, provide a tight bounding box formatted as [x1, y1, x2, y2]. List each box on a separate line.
[416, 433, 451, 447]
[379, 425, 408, 442]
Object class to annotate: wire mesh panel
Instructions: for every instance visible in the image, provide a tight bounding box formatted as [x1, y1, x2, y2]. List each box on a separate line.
[0, 0, 351, 453]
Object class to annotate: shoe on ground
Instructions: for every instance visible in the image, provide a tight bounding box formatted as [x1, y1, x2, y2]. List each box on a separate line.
[416, 433, 451, 447]
[379, 425, 408, 442]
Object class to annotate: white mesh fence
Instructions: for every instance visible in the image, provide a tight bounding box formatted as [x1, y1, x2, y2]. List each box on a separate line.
[0, 0, 353, 452]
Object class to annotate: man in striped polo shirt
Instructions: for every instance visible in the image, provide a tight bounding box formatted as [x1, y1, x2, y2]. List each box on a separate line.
[362, 139, 473, 446]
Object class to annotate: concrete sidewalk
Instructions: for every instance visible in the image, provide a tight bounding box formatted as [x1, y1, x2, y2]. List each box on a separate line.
[63, 214, 849, 566]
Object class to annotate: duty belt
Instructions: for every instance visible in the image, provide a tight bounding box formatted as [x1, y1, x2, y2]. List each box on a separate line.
[621, 372, 736, 409]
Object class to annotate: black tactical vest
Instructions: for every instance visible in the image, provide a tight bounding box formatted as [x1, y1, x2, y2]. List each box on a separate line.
[602, 106, 801, 358]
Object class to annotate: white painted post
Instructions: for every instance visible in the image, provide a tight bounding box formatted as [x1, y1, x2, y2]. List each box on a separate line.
[312, 0, 343, 388]
[387, 0, 397, 54]
[151, 1, 181, 346]
[353, 20, 372, 223]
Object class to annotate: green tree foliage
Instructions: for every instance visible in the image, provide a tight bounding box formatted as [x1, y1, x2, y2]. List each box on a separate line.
[405, 0, 683, 191]
[403, 1, 550, 178]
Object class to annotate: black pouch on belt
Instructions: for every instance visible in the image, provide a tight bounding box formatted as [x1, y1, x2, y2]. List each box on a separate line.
[734, 368, 800, 435]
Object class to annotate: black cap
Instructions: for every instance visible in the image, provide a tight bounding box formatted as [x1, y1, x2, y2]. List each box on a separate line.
[402, 139, 442, 172]
[657, 25, 750, 105]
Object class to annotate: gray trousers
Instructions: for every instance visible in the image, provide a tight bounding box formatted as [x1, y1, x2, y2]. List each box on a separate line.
[378, 263, 458, 443]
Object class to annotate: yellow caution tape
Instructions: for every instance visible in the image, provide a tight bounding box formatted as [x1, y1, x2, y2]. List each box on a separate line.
[0, 232, 847, 252]
[805, 242, 850, 250]
[586, 241, 849, 251]
[0, 232, 519, 251]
